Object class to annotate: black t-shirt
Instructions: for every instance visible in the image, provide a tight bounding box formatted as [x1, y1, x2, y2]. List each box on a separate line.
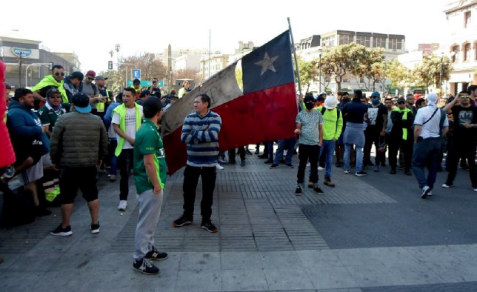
[451, 105, 477, 141]
[342, 100, 368, 124]
[367, 104, 388, 130]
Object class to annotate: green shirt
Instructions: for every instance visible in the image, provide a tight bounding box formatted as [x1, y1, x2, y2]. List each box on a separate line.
[316, 107, 343, 140]
[37, 103, 68, 132]
[134, 119, 167, 194]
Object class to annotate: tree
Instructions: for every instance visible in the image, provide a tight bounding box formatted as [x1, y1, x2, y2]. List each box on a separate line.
[320, 43, 367, 92]
[351, 48, 385, 91]
[296, 56, 319, 93]
[386, 59, 410, 93]
[413, 53, 453, 91]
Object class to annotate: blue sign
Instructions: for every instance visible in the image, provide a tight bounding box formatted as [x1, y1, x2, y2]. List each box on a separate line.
[12, 47, 32, 58]
[132, 69, 141, 79]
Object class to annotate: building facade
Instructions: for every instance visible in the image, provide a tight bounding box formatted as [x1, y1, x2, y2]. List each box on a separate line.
[199, 54, 229, 81]
[443, 0, 477, 95]
[173, 54, 202, 72]
[0, 34, 77, 89]
[228, 41, 255, 65]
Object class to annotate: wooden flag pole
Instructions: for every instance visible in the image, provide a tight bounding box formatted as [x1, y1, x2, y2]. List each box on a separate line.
[287, 17, 302, 99]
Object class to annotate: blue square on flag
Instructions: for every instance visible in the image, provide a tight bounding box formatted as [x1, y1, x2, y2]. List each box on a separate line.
[242, 31, 295, 95]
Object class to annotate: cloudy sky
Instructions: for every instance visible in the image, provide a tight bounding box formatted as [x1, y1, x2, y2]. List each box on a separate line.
[1, 0, 451, 73]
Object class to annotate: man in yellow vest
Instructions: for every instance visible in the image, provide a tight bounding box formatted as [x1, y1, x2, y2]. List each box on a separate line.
[112, 88, 143, 211]
[32, 65, 69, 109]
[95, 75, 110, 120]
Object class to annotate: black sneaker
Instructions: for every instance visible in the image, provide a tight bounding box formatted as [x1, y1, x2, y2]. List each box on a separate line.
[50, 224, 73, 237]
[285, 163, 294, 169]
[355, 171, 368, 177]
[295, 186, 302, 195]
[264, 160, 273, 164]
[90, 222, 100, 234]
[313, 185, 325, 194]
[35, 207, 52, 217]
[173, 215, 193, 227]
[270, 164, 279, 169]
[145, 247, 168, 261]
[133, 258, 159, 275]
[201, 221, 218, 233]
[421, 186, 431, 199]
[240, 160, 246, 167]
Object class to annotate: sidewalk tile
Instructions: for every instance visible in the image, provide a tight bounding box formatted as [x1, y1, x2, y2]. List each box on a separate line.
[333, 249, 383, 266]
[260, 251, 302, 269]
[221, 251, 263, 270]
[8, 253, 61, 272]
[385, 261, 445, 285]
[404, 246, 458, 263]
[264, 268, 314, 290]
[297, 250, 343, 268]
[1, 271, 45, 292]
[175, 269, 221, 292]
[425, 261, 477, 283]
[179, 252, 221, 270]
[345, 264, 402, 287]
[221, 269, 268, 291]
[307, 266, 358, 289]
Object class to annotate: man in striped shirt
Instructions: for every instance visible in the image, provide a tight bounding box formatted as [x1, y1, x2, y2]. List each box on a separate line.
[173, 94, 222, 233]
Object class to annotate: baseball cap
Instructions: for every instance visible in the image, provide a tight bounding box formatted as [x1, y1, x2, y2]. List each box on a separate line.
[371, 91, 381, 98]
[86, 70, 96, 77]
[46, 87, 60, 97]
[133, 78, 140, 84]
[70, 71, 84, 80]
[140, 90, 151, 98]
[95, 75, 106, 81]
[72, 93, 91, 113]
[397, 97, 406, 104]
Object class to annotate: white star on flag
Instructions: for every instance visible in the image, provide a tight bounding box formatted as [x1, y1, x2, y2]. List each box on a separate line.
[255, 52, 279, 75]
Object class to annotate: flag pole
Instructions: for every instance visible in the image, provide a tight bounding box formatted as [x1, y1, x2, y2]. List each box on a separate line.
[287, 17, 302, 98]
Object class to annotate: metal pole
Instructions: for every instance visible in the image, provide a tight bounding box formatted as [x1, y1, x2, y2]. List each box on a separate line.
[18, 52, 22, 87]
[208, 29, 211, 79]
[25, 64, 32, 88]
[319, 53, 322, 93]
[440, 55, 443, 96]
[287, 17, 302, 97]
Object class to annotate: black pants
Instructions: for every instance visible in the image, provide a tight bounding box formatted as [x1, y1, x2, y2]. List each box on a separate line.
[118, 149, 134, 200]
[183, 165, 217, 222]
[228, 147, 245, 162]
[297, 144, 320, 184]
[446, 141, 477, 187]
[364, 128, 382, 165]
[388, 138, 413, 172]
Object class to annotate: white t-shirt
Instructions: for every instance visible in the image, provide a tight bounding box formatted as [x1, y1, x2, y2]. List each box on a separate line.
[112, 106, 143, 149]
[414, 105, 449, 139]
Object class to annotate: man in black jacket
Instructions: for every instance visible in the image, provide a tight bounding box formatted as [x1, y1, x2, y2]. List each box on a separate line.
[388, 98, 414, 175]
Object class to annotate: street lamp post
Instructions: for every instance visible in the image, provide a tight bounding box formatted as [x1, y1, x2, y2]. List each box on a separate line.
[318, 48, 322, 93]
[440, 52, 443, 97]
[115, 44, 120, 71]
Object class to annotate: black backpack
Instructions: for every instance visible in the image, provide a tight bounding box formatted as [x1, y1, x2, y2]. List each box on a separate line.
[321, 107, 342, 134]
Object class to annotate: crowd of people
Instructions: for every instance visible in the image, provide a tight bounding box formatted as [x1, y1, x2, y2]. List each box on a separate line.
[1, 60, 477, 274]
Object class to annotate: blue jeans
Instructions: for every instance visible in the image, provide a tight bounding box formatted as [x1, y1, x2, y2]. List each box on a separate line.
[273, 138, 296, 165]
[267, 141, 274, 161]
[344, 144, 363, 173]
[412, 137, 442, 190]
[320, 140, 336, 178]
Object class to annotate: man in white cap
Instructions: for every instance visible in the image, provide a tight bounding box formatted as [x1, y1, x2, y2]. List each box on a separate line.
[412, 93, 448, 199]
[315, 95, 343, 187]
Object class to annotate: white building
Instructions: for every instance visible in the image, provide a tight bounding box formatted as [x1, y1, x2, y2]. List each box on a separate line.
[228, 41, 255, 65]
[442, 0, 477, 95]
[199, 54, 229, 81]
[173, 54, 202, 72]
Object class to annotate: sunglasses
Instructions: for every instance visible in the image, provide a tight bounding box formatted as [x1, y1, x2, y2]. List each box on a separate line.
[87, 77, 94, 80]
[460, 96, 470, 99]
[50, 95, 61, 99]
[54, 72, 65, 76]
[398, 101, 405, 104]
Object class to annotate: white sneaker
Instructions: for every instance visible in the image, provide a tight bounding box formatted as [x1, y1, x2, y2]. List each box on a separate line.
[318, 166, 324, 171]
[473, 188, 477, 192]
[118, 200, 128, 211]
[344, 170, 350, 174]
[442, 183, 451, 188]
[216, 164, 224, 170]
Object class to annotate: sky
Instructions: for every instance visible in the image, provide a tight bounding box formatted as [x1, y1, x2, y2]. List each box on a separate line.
[1, 0, 451, 73]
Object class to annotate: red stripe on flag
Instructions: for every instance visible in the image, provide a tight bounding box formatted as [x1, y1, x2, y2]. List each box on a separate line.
[163, 82, 297, 175]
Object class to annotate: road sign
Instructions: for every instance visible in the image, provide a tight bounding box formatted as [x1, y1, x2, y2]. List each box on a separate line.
[132, 69, 141, 79]
[108, 61, 113, 70]
[127, 80, 153, 87]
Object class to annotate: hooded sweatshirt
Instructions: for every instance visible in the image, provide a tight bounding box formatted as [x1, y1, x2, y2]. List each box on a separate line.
[32, 75, 68, 103]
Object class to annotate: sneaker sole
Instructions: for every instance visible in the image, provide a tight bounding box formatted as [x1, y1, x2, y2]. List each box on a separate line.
[201, 226, 218, 233]
[421, 188, 431, 199]
[145, 255, 168, 261]
[132, 267, 159, 275]
[91, 229, 100, 234]
[314, 190, 325, 194]
[355, 174, 367, 177]
[173, 221, 192, 227]
[50, 231, 73, 237]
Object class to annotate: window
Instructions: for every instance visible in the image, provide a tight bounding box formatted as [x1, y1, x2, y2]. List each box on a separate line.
[356, 36, 371, 47]
[451, 45, 460, 63]
[374, 37, 386, 48]
[322, 36, 335, 47]
[464, 11, 471, 28]
[389, 38, 402, 50]
[464, 43, 471, 61]
[339, 35, 352, 45]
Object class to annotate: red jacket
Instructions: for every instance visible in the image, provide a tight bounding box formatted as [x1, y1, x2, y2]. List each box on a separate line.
[0, 61, 16, 168]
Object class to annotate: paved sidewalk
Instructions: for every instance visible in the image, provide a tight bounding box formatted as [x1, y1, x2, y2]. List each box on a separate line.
[2, 152, 477, 291]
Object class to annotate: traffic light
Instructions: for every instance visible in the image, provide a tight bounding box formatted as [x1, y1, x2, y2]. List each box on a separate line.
[108, 61, 113, 70]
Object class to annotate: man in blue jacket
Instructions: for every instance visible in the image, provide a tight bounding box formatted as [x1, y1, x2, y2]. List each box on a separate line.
[7, 88, 51, 216]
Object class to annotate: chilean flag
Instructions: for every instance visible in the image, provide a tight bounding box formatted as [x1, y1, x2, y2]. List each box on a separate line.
[162, 31, 297, 174]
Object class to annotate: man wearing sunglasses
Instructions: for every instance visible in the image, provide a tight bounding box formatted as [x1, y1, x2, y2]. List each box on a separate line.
[32, 65, 69, 109]
[37, 88, 68, 137]
[80, 70, 101, 115]
[442, 91, 477, 191]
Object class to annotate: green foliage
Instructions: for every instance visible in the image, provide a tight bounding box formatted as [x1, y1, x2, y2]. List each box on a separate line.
[296, 56, 319, 92]
[386, 59, 410, 90]
[413, 53, 453, 88]
[351, 47, 385, 91]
